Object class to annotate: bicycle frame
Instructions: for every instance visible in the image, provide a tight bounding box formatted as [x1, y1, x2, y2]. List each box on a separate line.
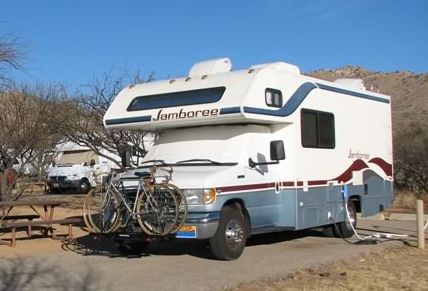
[106, 167, 173, 227]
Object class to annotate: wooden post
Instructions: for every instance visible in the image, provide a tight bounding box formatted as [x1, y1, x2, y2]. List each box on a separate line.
[416, 199, 425, 250]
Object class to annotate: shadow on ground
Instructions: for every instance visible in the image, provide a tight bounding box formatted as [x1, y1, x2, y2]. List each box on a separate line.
[62, 228, 327, 260]
[0, 256, 100, 290]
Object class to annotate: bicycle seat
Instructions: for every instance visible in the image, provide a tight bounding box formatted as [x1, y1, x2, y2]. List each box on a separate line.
[134, 171, 151, 178]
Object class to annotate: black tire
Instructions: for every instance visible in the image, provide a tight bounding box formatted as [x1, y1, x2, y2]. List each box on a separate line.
[209, 205, 247, 261]
[334, 199, 357, 238]
[79, 179, 91, 194]
[322, 224, 335, 237]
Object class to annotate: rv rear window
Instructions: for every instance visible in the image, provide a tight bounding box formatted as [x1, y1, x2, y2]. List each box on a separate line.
[127, 87, 226, 111]
[301, 109, 335, 149]
[265, 88, 283, 108]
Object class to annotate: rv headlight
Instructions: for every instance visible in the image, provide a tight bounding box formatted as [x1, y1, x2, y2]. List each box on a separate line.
[66, 174, 78, 180]
[183, 188, 217, 205]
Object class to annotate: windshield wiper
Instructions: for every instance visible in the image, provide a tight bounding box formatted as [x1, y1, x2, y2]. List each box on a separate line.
[175, 159, 237, 166]
[136, 159, 167, 168]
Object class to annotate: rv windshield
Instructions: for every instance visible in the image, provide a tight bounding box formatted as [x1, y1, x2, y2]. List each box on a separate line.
[143, 124, 271, 166]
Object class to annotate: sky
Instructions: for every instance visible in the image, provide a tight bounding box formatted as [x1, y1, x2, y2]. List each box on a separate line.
[1, 0, 427, 89]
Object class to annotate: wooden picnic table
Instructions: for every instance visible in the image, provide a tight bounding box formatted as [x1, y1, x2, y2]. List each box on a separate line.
[0, 199, 64, 222]
[0, 199, 81, 247]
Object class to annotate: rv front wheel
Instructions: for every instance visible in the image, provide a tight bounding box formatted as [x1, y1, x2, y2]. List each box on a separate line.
[210, 205, 247, 261]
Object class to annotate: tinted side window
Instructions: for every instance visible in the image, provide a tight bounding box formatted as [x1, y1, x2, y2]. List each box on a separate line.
[301, 109, 335, 148]
[127, 87, 226, 111]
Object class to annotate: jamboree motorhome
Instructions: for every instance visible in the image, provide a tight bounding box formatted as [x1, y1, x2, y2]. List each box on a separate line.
[104, 58, 393, 260]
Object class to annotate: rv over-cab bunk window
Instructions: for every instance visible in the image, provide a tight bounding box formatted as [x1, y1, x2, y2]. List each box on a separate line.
[127, 87, 226, 111]
[265, 88, 283, 108]
[301, 109, 335, 149]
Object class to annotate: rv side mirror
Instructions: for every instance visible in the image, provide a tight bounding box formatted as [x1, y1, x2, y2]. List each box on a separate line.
[249, 140, 286, 168]
[270, 140, 285, 161]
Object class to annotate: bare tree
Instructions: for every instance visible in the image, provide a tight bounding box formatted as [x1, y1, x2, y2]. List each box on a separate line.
[0, 83, 65, 200]
[57, 70, 155, 169]
[394, 121, 428, 195]
[0, 35, 24, 85]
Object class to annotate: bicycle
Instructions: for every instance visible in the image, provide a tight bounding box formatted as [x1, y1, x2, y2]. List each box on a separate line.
[83, 167, 187, 236]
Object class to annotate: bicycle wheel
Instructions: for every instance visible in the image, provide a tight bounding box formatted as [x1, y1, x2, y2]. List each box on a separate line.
[83, 186, 122, 233]
[136, 184, 179, 236]
[83, 189, 97, 233]
[163, 183, 188, 233]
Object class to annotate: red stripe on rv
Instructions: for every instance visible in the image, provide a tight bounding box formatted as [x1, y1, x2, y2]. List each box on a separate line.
[368, 157, 393, 176]
[217, 158, 392, 193]
[332, 159, 369, 183]
[218, 182, 276, 193]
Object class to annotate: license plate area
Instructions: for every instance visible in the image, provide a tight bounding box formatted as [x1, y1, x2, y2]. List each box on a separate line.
[176, 225, 197, 238]
[53, 183, 60, 188]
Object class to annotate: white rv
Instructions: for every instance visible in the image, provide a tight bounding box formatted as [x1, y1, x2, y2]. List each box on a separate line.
[104, 58, 393, 260]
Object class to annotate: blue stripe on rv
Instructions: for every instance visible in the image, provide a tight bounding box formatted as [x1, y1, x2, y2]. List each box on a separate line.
[243, 82, 317, 117]
[315, 83, 390, 104]
[241, 82, 389, 117]
[104, 115, 152, 125]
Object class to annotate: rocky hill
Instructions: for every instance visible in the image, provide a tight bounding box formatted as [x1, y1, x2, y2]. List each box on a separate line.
[306, 66, 428, 133]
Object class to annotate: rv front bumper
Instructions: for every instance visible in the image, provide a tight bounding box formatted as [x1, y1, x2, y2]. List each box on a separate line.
[176, 212, 219, 239]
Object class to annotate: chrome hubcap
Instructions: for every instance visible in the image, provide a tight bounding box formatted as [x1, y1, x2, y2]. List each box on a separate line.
[225, 219, 244, 249]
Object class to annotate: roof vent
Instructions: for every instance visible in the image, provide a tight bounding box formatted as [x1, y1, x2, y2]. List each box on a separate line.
[250, 62, 300, 75]
[189, 58, 232, 77]
[334, 78, 366, 90]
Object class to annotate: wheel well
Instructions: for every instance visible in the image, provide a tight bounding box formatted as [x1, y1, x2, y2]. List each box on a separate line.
[80, 177, 92, 187]
[80, 178, 89, 183]
[222, 199, 251, 238]
[350, 195, 361, 213]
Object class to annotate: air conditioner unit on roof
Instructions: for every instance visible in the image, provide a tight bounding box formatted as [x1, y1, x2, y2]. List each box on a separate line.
[189, 58, 232, 77]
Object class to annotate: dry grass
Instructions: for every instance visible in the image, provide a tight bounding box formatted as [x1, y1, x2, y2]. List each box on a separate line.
[394, 191, 419, 210]
[389, 191, 428, 213]
[231, 246, 428, 291]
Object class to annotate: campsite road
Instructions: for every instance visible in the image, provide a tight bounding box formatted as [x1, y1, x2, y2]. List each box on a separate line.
[0, 219, 419, 290]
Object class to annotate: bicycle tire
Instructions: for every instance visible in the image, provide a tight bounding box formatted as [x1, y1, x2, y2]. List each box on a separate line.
[82, 189, 97, 233]
[84, 186, 122, 233]
[163, 183, 188, 233]
[136, 184, 179, 236]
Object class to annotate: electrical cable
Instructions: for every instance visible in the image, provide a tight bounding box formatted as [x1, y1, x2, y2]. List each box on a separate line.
[333, 185, 419, 245]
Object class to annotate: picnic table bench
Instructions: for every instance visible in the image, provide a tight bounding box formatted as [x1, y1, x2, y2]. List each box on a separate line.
[0, 199, 82, 247]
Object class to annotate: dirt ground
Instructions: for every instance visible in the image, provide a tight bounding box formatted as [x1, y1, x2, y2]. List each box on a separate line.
[231, 245, 428, 291]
